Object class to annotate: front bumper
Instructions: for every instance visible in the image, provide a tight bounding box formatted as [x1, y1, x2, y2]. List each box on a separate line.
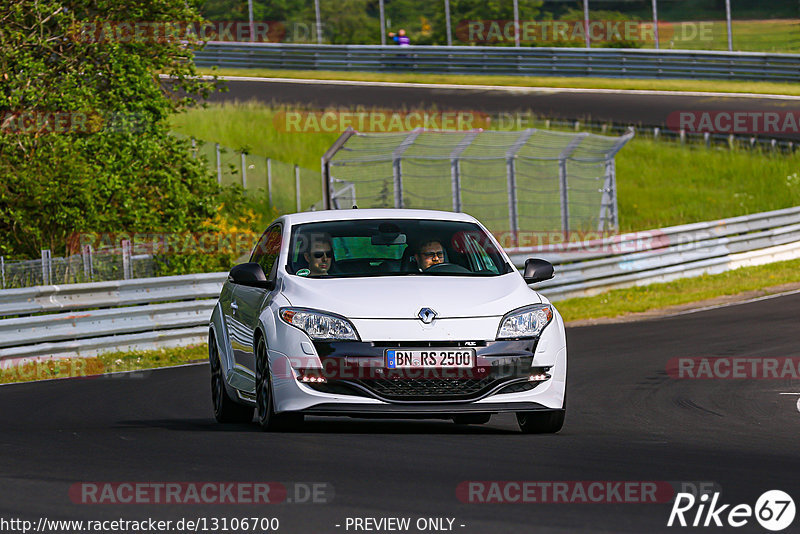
[300, 402, 562, 419]
[304, 339, 539, 402]
[267, 338, 567, 414]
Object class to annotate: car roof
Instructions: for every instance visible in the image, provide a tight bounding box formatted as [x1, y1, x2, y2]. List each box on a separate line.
[279, 209, 480, 226]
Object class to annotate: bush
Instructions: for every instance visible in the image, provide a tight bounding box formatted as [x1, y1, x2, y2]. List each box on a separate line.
[0, 0, 222, 260]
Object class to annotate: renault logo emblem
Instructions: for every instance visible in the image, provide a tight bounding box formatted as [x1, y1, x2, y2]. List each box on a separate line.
[418, 308, 437, 324]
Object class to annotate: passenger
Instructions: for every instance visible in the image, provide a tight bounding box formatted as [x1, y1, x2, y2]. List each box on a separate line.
[303, 233, 334, 276]
[414, 239, 445, 271]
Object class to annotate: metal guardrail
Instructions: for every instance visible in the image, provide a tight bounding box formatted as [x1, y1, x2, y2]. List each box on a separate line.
[0, 206, 799, 362]
[0, 272, 226, 316]
[508, 206, 800, 299]
[194, 42, 800, 82]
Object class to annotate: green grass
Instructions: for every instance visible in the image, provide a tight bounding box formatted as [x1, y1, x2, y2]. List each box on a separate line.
[171, 103, 338, 214]
[197, 67, 800, 97]
[556, 257, 800, 323]
[616, 139, 800, 231]
[171, 101, 800, 232]
[659, 19, 800, 53]
[0, 344, 207, 385]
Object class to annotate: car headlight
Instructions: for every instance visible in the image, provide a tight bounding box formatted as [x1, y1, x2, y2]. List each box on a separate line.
[496, 304, 553, 339]
[279, 308, 359, 341]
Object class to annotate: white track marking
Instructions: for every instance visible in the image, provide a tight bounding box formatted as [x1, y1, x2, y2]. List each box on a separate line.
[159, 74, 800, 100]
[663, 288, 800, 318]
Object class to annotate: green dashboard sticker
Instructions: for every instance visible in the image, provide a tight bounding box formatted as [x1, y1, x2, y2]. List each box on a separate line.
[296, 269, 310, 276]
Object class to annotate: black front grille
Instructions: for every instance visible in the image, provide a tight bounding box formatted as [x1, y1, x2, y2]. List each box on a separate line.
[370, 340, 487, 348]
[350, 375, 499, 401]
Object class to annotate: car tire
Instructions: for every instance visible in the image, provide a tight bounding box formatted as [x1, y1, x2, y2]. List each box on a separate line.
[453, 414, 491, 425]
[516, 410, 565, 434]
[256, 336, 303, 432]
[210, 334, 254, 424]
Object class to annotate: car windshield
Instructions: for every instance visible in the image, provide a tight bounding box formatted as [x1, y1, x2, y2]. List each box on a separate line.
[287, 219, 513, 278]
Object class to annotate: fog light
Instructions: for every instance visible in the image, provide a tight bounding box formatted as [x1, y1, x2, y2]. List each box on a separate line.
[528, 373, 550, 382]
[298, 371, 327, 384]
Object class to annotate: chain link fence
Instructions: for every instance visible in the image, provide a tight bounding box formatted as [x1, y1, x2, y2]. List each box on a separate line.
[322, 128, 633, 245]
[187, 135, 321, 212]
[0, 245, 156, 290]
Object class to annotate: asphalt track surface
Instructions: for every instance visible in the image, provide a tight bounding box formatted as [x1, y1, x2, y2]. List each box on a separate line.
[208, 78, 800, 140]
[2, 293, 800, 533]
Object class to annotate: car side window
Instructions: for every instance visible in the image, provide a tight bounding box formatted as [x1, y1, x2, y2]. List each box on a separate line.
[251, 225, 282, 278]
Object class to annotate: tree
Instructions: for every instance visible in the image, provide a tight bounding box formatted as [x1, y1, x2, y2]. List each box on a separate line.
[0, 0, 221, 259]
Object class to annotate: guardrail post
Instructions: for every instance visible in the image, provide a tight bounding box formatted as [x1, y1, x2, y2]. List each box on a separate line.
[41, 249, 52, 285]
[215, 143, 222, 185]
[82, 245, 94, 282]
[654, 127, 660, 141]
[121, 240, 132, 280]
[267, 157, 273, 208]
[295, 164, 301, 212]
[0, 256, 5, 289]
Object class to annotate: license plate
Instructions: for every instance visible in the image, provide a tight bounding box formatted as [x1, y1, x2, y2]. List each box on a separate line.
[385, 349, 475, 369]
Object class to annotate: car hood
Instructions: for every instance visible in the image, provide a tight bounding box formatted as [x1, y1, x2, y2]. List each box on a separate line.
[280, 273, 540, 319]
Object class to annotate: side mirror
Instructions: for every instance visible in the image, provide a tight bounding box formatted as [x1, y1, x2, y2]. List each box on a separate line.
[523, 258, 554, 284]
[228, 263, 275, 289]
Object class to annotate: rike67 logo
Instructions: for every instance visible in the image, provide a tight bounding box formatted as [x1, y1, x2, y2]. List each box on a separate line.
[668, 490, 795, 531]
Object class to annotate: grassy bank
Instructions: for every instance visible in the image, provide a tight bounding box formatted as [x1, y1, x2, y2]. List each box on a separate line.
[170, 101, 800, 232]
[662, 19, 800, 53]
[197, 68, 800, 97]
[556, 257, 800, 322]
[0, 345, 208, 385]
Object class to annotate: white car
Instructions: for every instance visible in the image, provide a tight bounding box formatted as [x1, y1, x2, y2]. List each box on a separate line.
[208, 209, 567, 433]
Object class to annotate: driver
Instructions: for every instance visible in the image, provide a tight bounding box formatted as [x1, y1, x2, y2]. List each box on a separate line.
[414, 239, 445, 271]
[303, 233, 334, 276]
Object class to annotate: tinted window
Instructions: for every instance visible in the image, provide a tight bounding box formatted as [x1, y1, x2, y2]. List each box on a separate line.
[251, 225, 282, 278]
[287, 219, 512, 278]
